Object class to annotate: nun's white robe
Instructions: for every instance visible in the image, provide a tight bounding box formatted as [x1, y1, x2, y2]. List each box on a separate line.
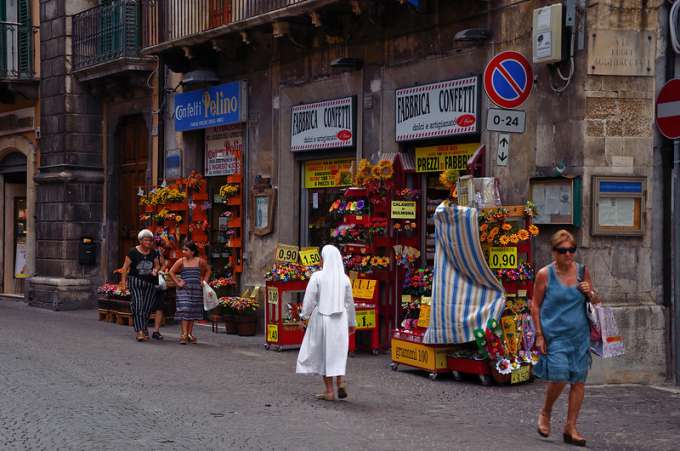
[296, 271, 356, 377]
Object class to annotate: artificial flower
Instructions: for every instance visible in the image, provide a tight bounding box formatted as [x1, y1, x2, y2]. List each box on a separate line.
[518, 229, 530, 241]
[509, 234, 519, 244]
[499, 235, 510, 246]
[529, 224, 539, 236]
[502, 223, 512, 231]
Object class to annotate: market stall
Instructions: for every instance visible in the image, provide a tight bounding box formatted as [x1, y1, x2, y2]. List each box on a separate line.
[390, 177, 539, 385]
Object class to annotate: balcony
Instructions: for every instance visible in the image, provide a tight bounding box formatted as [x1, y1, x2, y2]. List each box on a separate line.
[72, 0, 155, 83]
[141, 0, 339, 53]
[0, 20, 38, 101]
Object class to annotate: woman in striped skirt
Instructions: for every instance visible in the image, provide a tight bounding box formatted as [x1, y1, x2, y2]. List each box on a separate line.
[120, 229, 160, 342]
[169, 241, 211, 344]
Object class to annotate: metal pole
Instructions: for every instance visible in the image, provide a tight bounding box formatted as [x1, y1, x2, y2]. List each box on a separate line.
[673, 139, 680, 384]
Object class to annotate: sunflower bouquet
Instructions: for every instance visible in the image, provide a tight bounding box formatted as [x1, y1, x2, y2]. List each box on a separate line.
[354, 159, 394, 198]
[478, 205, 539, 246]
[218, 183, 239, 198]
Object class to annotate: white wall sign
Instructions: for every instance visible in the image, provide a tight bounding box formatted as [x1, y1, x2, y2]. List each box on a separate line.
[205, 125, 243, 176]
[496, 133, 510, 166]
[486, 108, 526, 133]
[290, 97, 356, 151]
[395, 75, 480, 142]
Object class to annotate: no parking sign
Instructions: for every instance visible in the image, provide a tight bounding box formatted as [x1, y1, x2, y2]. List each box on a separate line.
[483, 51, 533, 109]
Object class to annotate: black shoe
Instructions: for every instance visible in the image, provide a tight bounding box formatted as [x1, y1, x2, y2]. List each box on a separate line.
[563, 432, 586, 447]
[152, 331, 163, 340]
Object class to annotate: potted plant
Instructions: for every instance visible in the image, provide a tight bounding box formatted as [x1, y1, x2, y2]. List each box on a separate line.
[219, 296, 239, 334]
[221, 295, 259, 336]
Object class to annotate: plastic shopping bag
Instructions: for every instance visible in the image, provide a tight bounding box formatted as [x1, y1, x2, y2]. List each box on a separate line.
[158, 272, 167, 291]
[202, 282, 219, 311]
[590, 305, 625, 358]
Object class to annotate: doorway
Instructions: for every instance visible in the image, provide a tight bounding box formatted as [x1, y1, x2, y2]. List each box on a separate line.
[0, 150, 28, 295]
[115, 115, 148, 259]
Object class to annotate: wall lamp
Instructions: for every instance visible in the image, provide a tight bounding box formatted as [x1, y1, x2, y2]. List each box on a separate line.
[330, 58, 363, 69]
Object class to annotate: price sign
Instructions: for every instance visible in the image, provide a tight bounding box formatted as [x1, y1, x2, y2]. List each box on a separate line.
[488, 246, 518, 269]
[275, 243, 299, 263]
[267, 324, 279, 343]
[299, 247, 321, 266]
[267, 287, 279, 305]
[391, 201, 417, 219]
[355, 309, 376, 330]
[511, 365, 530, 384]
[352, 279, 377, 299]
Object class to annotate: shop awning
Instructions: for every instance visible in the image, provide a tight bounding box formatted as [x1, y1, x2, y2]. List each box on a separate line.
[423, 204, 505, 344]
[380, 152, 416, 171]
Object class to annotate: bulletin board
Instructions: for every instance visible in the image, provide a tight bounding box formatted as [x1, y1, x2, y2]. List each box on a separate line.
[529, 177, 582, 226]
[591, 176, 645, 236]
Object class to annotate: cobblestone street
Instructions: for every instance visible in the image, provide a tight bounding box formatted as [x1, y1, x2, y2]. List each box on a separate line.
[1, 300, 679, 451]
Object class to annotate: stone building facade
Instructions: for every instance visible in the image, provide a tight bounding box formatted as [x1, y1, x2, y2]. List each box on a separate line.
[12, 0, 679, 384]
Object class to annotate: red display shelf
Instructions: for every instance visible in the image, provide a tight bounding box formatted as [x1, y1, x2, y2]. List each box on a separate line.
[227, 197, 242, 206]
[343, 187, 368, 198]
[227, 174, 242, 183]
[342, 214, 372, 226]
[227, 217, 241, 228]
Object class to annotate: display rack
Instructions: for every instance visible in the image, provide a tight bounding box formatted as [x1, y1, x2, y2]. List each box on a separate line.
[264, 280, 308, 351]
[209, 173, 243, 294]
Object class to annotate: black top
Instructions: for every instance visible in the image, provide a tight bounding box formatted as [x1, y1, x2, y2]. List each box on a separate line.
[127, 247, 158, 285]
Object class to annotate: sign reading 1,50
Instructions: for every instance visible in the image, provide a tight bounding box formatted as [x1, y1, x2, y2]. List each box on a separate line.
[488, 247, 518, 269]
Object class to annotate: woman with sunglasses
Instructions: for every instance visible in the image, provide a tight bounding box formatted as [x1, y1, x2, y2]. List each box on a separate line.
[530, 229, 599, 447]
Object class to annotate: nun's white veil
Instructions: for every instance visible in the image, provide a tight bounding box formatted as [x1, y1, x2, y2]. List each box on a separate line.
[316, 245, 347, 315]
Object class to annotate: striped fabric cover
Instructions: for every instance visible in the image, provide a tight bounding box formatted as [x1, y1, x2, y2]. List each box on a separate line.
[423, 203, 505, 344]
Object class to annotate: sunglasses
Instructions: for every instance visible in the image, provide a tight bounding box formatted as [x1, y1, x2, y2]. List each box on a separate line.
[553, 246, 577, 254]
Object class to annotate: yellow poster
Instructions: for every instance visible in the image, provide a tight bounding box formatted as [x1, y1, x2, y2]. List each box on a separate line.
[415, 143, 480, 173]
[391, 338, 452, 371]
[355, 310, 376, 330]
[488, 246, 518, 269]
[352, 279, 377, 299]
[267, 324, 279, 343]
[304, 158, 354, 188]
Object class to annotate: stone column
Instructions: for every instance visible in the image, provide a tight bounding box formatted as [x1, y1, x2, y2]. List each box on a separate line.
[27, 0, 102, 310]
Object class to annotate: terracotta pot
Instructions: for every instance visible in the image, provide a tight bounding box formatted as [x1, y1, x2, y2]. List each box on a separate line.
[236, 315, 257, 336]
[224, 314, 238, 335]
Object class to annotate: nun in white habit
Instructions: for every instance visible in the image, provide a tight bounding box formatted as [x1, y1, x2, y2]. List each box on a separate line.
[296, 245, 356, 400]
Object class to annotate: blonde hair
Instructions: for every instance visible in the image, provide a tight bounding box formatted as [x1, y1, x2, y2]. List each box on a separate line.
[550, 229, 576, 248]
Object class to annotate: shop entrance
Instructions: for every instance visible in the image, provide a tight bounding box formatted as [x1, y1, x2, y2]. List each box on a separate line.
[0, 151, 28, 295]
[116, 115, 148, 257]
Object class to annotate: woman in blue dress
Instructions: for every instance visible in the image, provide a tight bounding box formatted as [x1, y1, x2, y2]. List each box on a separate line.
[530, 230, 600, 447]
[169, 241, 211, 345]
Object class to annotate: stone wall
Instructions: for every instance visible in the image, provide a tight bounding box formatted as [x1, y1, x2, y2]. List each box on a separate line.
[29, 0, 103, 310]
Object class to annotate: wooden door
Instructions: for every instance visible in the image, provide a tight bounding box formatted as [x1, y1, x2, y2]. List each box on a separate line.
[3, 183, 26, 295]
[116, 115, 148, 260]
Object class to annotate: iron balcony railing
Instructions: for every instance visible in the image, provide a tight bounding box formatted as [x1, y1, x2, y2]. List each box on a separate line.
[72, 0, 144, 71]
[142, 0, 306, 49]
[0, 21, 35, 80]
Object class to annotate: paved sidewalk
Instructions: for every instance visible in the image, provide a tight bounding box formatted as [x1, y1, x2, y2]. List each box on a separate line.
[1, 299, 678, 450]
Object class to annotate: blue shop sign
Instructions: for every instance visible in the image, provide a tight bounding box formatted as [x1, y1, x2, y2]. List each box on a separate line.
[174, 81, 247, 132]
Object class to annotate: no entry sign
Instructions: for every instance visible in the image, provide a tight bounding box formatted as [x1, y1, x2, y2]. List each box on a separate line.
[484, 51, 533, 109]
[656, 79, 680, 140]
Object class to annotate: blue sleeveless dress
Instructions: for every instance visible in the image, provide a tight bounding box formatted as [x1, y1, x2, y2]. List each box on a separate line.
[533, 263, 591, 383]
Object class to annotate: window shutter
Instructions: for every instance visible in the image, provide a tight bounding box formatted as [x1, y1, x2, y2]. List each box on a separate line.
[17, 0, 31, 77]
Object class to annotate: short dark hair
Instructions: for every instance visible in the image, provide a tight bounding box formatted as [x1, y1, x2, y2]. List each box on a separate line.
[183, 241, 199, 257]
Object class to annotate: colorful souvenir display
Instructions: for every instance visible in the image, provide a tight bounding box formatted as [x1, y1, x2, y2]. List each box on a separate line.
[219, 296, 259, 315]
[495, 262, 535, 283]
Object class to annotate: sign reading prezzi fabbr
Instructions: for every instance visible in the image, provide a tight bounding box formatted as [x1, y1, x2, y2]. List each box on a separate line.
[174, 81, 247, 132]
[395, 75, 480, 142]
[291, 97, 356, 151]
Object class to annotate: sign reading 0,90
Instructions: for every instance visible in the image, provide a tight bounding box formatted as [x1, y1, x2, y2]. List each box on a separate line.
[275, 244, 299, 263]
[488, 246, 518, 269]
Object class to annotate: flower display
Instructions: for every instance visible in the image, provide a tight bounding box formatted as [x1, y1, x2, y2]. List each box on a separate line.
[395, 188, 419, 200]
[343, 254, 390, 272]
[181, 171, 203, 192]
[139, 186, 187, 206]
[496, 358, 513, 375]
[402, 267, 433, 296]
[218, 183, 239, 198]
[328, 199, 367, 215]
[97, 283, 130, 298]
[330, 224, 367, 243]
[265, 262, 320, 282]
[219, 296, 259, 315]
[495, 262, 535, 283]
[438, 169, 458, 190]
[209, 277, 236, 289]
[478, 204, 540, 247]
[353, 159, 394, 197]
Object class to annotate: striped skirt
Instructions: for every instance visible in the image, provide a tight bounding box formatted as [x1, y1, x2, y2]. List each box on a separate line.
[129, 276, 156, 332]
